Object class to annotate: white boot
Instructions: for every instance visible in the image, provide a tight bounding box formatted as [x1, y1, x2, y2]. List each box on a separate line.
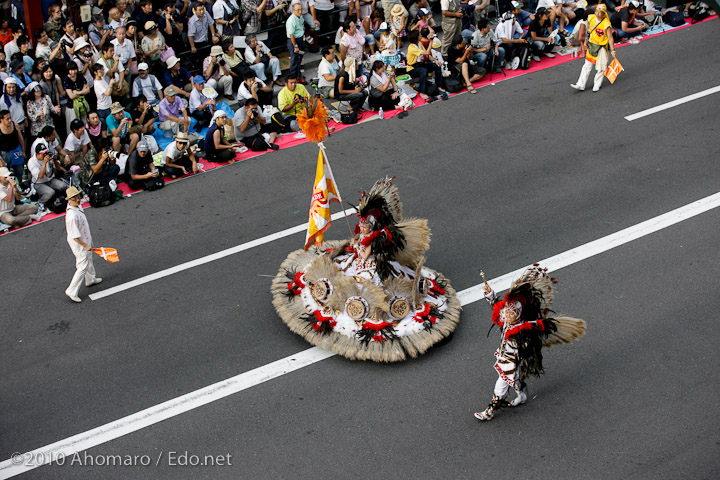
[592, 70, 604, 92]
[474, 395, 506, 421]
[511, 382, 528, 407]
[571, 61, 592, 91]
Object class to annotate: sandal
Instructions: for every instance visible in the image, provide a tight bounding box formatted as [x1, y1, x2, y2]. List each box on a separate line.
[440, 91, 449, 100]
[468, 87, 477, 94]
[426, 95, 438, 103]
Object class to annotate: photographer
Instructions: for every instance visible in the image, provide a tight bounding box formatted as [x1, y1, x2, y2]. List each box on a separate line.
[59, 19, 78, 57]
[213, 0, 242, 38]
[233, 98, 280, 151]
[447, 34, 485, 94]
[83, 137, 121, 185]
[89, 15, 113, 49]
[28, 144, 67, 209]
[470, 18, 504, 73]
[242, 0, 269, 35]
[278, 74, 309, 116]
[245, 34, 284, 87]
[160, 2, 186, 52]
[204, 46, 235, 101]
[238, 71, 273, 107]
[72, 39, 97, 89]
[0, 167, 41, 228]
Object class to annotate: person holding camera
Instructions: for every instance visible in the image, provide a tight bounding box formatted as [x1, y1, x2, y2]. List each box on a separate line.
[127, 139, 164, 190]
[204, 45, 235, 101]
[278, 74, 309, 115]
[448, 34, 486, 93]
[160, 2, 186, 52]
[89, 15, 113, 49]
[83, 137, 121, 185]
[59, 19, 78, 57]
[495, 9, 531, 71]
[406, 30, 446, 100]
[28, 144, 67, 209]
[0, 166, 41, 228]
[233, 98, 280, 151]
[238, 71, 274, 107]
[214, 0, 243, 37]
[245, 34, 284, 87]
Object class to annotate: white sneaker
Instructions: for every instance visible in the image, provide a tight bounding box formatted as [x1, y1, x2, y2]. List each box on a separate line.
[65, 289, 82, 303]
[571, 83, 585, 91]
[532, 55, 541, 62]
[593, 85, 601, 92]
[86, 277, 103, 287]
[30, 214, 43, 222]
[504, 61, 512, 70]
[474, 408, 494, 421]
[511, 57, 520, 70]
[544, 52, 556, 58]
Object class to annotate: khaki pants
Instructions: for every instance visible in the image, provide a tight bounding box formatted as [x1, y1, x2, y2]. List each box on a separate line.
[441, 19, 461, 58]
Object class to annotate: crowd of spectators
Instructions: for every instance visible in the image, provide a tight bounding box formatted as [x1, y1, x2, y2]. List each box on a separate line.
[0, 0, 706, 230]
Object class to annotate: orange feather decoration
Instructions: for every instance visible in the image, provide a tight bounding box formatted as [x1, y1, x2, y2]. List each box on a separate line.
[296, 97, 329, 144]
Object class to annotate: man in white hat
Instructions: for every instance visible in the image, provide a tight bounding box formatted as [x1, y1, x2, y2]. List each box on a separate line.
[163, 56, 193, 99]
[132, 62, 164, 105]
[64, 186, 102, 303]
[72, 37, 96, 87]
[162, 131, 200, 177]
[0, 167, 41, 228]
[203, 45, 234, 101]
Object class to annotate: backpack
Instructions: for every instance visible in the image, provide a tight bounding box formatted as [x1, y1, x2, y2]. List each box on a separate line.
[663, 10, 686, 27]
[87, 181, 115, 208]
[518, 45, 531, 70]
[444, 75, 463, 93]
[48, 194, 68, 214]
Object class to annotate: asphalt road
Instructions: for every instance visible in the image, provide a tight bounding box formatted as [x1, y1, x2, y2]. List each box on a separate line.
[1, 19, 719, 480]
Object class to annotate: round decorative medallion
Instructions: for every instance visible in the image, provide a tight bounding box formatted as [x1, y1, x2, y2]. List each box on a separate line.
[310, 279, 331, 302]
[345, 296, 369, 320]
[390, 297, 410, 319]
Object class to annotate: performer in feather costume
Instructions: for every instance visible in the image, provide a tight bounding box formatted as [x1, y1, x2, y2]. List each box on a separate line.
[272, 177, 462, 362]
[474, 265, 586, 421]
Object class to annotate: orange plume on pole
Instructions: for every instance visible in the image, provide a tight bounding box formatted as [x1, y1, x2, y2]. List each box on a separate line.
[296, 98, 329, 144]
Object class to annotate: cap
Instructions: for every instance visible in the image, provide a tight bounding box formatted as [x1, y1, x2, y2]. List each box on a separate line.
[35, 144, 49, 155]
[24, 81, 40, 94]
[110, 102, 124, 114]
[511, 0, 523, 9]
[0, 166, 12, 178]
[10, 59, 24, 72]
[536, 7, 547, 16]
[66, 186, 83, 200]
[210, 45, 223, 56]
[212, 111, 227, 122]
[379, 22, 388, 31]
[419, 8, 431, 16]
[164, 86, 177, 96]
[166, 56, 180, 68]
[628, 0, 640, 7]
[193, 75, 205, 84]
[3, 76, 18, 85]
[126, 19, 138, 27]
[74, 38, 89, 50]
[144, 21, 158, 31]
[136, 140, 149, 152]
[137, 62, 149, 71]
[175, 132, 189, 142]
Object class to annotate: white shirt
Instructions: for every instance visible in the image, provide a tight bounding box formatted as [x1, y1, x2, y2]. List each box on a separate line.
[213, 0, 240, 35]
[94, 78, 113, 110]
[31, 137, 60, 158]
[111, 38, 136, 66]
[189, 88, 213, 114]
[0, 181, 15, 215]
[98, 55, 125, 83]
[109, 18, 126, 30]
[289, 0, 314, 15]
[537, 0, 559, 8]
[35, 42, 52, 61]
[317, 58, 338, 88]
[244, 41, 271, 64]
[66, 205, 92, 250]
[132, 75, 163, 103]
[28, 155, 54, 184]
[495, 17, 523, 42]
[237, 78, 267, 101]
[161, 141, 187, 166]
[64, 131, 92, 153]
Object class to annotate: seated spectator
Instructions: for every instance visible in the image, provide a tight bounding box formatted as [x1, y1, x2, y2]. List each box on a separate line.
[93, 63, 115, 123]
[233, 98, 280, 151]
[1, 166, 41, 228]
[158, 86, 191, 135]
[316, 47, 339, 98]
[32, 126, 70, 169]
[278, 74, 309, 116]
[203, 111, 242, 163]
[204, 45, 235, 101]
[126, 139, 164, 190]
[163, 56, 192, 100]
[221, 42, 255, 92]
[447, 34, 486, 94]
[129, 94, 157, 136]
[245, 34, 284, 87]
[335, 57, 368, 112]
[28, 143, 67, 208]
[495, 10, 531, 71]
[189, 76, 216, 131]
[509, 1, 534, 29]
[111, 26, 137, 74]
[82, 137, 121, 185]
[536, 0, 569, 34]
[85, 113, 108, 152]
[528, 8, 557, 61]
[132, 62, 164, 106]
[406, 29, 446, 100]
[611, 1, 647, 42]
[64, 119, 92, 165]
[238, 71, 273, 107]
[106, 102, 140, 153]
[0, 109, 25, 182]
[368, 60, 401, 111]
[162, 132, 199, 177]
[470, 18, 505, 73]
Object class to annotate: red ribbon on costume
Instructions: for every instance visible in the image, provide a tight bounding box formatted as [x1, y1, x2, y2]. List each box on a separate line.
[362, 321, 393, 331]
[504, 319, 544, 339]
[360, 227, 393, 247]
[312, 309, 337, 331]
[286, 271, 306, 295]
[413, 303, 438, 325]
[427, 278, 446, 296]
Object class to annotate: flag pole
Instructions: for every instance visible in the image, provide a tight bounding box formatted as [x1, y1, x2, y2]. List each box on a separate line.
[319, 142, 354, 238]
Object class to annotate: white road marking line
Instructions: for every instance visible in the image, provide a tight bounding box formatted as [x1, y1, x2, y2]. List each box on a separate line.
[624, 85, 720, 121]
[3, 191, 720, 479]
[89, 208, 358, 301]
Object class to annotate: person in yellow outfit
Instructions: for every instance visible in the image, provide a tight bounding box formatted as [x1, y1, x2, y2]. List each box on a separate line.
[571, 4, 617, 92]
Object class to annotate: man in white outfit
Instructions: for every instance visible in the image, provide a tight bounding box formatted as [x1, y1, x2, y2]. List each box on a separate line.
[64, 186, 102, 302]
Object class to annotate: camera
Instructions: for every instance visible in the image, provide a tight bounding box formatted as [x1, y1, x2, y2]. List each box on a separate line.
[218, 58, 226, 66]
[228, 8, 241, 18]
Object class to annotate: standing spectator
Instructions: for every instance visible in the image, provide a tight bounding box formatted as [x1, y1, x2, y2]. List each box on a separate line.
[64, 61, 92, 136]
[406, 30, 446, 100]
[108, 7, 127, 31]
[64, 185, 102, 303]
[335, 57, 367, 112]
[89, 14, 112, 49]
[238, 71, 274, 107]
[163, 56, 193, 99]
[97, 43, 129, 105]
[93, 63, 114, 123]
[441, 0, 462, 58]
[134, 1, 160, 28]
[380, 0, 400, 24]
[0, 166, 41, 228]
[8, 58, 30, 90]
[126, 139, 164, 190]
[204, 45, 234, 101]
[187, 2, 219, 62]
[106, 102, 140, 153]
[34, 29, 55, 62]
[25, 82, 58, 138]
[132, 62, 164, 106]
[245, 34, 284, 86]
[528, 7, 556, 62]
[316, 46, 339, 98]
[44, 5, 65, 42]
[242, 0, 268, 34]
[162, 131, 199, 177]
[286, 2, 307, 83]
[339, 19, 366, 75]
[189, 76, 216, 130]
[390, 4, 408, 47]
[0, 109, 25, 182]
[495, 10, 530, 70]
[278, 75, 309, 116]
[129, 94, 157, 136]
[72, 39, 96, 89]
[28, 143, 67, 208]
[1, 78, 26, 133]
[233, 97, 280, 151]
[264, 0, 290, 48]
[204, 111, 242, 163]
[160, 2, 186, 52]
[447, 34, 485, 93]
[140, 21, 166, 73]
[470, 18, 505, 73]
[158, 86, 191, 135]
[59, 19, 78, 57]
[376, 22, 399, 71]
[116, 0, 133, 22]
[289, 0, 321, 31]
[111, 26, 137, 74]
[214, 0, 242, 37]
[64, 119, 92, 165]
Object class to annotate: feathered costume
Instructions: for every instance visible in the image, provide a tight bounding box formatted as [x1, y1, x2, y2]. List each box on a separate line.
[474, 265, 586, 421]
[272, 177, 461, 362]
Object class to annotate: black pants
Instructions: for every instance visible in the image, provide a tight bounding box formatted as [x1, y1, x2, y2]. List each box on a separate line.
[205, 148, 235, 163]
[337, 91, 368, 112]
[192, 109, 212, 131]
[128, 174, 164, 191]
[162, 153, 193, 177]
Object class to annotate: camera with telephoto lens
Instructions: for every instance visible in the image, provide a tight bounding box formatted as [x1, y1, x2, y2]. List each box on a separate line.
[218, 58, 226, 66]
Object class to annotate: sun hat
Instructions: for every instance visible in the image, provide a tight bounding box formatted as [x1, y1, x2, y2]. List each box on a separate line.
[166, 56, 180, 68]
[74, 38, 89, 50]
[0, 167, 12, 178]
[66, 186, 83, 200]
[144, 21, 158, 32]
[210, 45, 223, 56]
[175, 131, 189, 142]
[110, 102, 124, 114]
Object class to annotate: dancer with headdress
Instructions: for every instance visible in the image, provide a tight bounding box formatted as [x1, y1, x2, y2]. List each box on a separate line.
[474, 265, 586, 420]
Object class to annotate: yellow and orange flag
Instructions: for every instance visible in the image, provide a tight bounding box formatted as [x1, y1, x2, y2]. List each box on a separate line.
[93, 247, 120, 263]
[304, 144, 342, 250]
[604, 59, 624, 84]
